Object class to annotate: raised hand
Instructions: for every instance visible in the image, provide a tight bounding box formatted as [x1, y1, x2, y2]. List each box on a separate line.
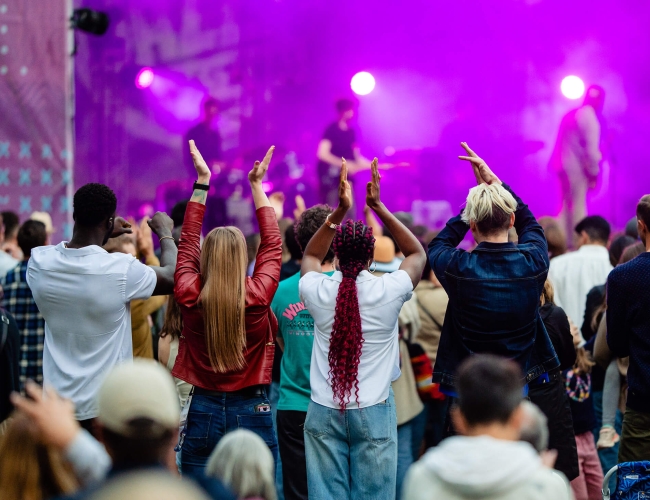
[147, 212, 174, 239]
[109, 217, 132, 238]
[188, 140, 211, 184]
[458, 142, 502, 185]
[249, 146, 275, 185]
[366, 158, 382, 209]
[338, 158, 353, 211]
[293, 194, 306, 220]
[136, 217, 155, 258]
[10, 381, 80, 449]
[269, 192, 285, 221]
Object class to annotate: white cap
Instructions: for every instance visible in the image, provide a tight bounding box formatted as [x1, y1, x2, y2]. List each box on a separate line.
[29, 211, 55, 234]
[97, 359, 180, 437]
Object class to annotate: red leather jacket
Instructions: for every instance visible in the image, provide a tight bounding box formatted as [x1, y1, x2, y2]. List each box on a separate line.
[172, 202, 282, 391]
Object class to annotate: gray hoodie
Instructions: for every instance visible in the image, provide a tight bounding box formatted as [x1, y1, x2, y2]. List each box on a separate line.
[402, 435, 573, 500]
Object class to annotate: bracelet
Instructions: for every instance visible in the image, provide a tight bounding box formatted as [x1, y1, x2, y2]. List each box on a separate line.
[193, 181, 210, 191]
[159, 236, 175, 243]
[325, 215, 340, 230]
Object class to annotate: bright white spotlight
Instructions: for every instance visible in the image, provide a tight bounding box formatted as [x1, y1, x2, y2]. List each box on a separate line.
[561, 75, 585, 100]
[135, 67, 154, 89]
[351, 72, 375, 96]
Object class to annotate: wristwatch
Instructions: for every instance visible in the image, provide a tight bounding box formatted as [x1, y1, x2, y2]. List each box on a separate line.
[193, 182, 210, 191]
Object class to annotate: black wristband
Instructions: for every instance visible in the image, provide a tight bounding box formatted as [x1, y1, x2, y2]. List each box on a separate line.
[193, 182, 210, 191]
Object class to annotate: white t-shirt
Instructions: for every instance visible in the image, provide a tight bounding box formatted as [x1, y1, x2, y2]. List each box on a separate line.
[27, 243, 157, 419]
[299, 269, 413, 409]
[548, 245, 613, 327]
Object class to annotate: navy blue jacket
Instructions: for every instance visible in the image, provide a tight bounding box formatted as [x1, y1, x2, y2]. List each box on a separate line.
[607, 252, 650, 413]
[427, 184, 559, 387]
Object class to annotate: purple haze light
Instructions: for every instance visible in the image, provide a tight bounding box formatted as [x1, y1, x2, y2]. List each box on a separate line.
[135, 67, 155, 89]
[560, 75, 585, 100]
[351, 71, 375, 96]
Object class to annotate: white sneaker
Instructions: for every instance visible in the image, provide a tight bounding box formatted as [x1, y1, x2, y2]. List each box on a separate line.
[597, 426, 620, 449]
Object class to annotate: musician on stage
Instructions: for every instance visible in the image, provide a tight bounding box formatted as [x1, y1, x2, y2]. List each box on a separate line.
[550, 85, 605, 242]
[183, 97, 223, 180]
[316, 99, 374, 212]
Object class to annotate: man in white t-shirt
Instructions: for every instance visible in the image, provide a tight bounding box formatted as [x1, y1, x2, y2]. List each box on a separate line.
[27, 183, 177, 428]
[548, 215, 612, 327]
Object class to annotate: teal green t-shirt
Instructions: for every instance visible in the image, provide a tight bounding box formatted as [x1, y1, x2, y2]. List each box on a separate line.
[272, 271, 334, 412]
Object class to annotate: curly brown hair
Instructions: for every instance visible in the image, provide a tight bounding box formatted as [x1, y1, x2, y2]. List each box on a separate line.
[295, 205, 335, 263]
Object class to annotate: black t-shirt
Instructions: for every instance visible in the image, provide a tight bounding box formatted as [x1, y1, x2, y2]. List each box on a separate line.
[317, 122, 357, 202]
[323, 122, 356, 160]
[183, 122, 222, 179]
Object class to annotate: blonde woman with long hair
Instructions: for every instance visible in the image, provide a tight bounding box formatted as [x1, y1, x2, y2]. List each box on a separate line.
[173, 141, 282, 478]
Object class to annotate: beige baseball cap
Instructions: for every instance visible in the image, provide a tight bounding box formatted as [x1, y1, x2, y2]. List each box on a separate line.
[97, 359, 180, 437]
[30, 211, 55, 234]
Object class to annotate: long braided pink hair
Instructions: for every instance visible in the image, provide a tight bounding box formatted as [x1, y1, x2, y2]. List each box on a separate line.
[329, 220, 375, 408]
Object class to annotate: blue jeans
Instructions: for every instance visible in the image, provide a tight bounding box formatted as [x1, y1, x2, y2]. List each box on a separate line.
[180, 389, 278, 479]
[304, 393, 397, 500]
[396, 409, 427, 500]
[269, 382, 285, 500]
[592, 390, 623, 490]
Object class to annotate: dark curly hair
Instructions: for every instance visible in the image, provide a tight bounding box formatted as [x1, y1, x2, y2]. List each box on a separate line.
[73, 183, 117, 227]
[295, 205, 335, 263]
[329, 220, 375, 408]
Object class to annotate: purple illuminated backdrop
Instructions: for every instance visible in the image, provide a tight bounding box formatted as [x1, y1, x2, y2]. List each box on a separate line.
[74, 0, 650, 230]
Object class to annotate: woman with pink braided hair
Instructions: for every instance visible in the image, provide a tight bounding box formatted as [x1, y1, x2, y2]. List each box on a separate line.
[299, 158, 426, 500]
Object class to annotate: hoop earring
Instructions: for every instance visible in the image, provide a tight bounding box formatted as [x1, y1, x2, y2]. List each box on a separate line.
[369, 260, 377, 274]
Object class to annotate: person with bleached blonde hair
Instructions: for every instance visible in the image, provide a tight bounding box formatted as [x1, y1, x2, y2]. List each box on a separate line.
[206, 429, 277, 500]
[427, 142, 575, 478]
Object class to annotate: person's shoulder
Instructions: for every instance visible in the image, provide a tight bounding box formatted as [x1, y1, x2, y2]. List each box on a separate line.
[526, 467, 572, 499]
[274, 273, 300, 302]
[609, 255, 649, 280]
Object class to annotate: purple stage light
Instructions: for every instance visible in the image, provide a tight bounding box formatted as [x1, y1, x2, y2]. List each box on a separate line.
[560, 75, 585, 100]
[262, 181, 274, 193]
[351, 71, 375, 96]
[135, 67, 154, 89]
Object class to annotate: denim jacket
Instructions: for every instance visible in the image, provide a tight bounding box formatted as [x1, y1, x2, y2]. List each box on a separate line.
[427, 184, 559, 388]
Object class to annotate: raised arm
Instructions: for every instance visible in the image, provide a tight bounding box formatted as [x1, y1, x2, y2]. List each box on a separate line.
[458, 142, 548, 261]
[366, 159, 426, 287]
[173, 140, 211, 305]
[147, 212, 177, 296]
[247, 147, 283, 304]
[301, 159, 352, 276]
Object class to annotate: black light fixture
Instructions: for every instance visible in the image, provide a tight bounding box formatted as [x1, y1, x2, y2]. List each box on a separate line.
[71, 8, 109, 36]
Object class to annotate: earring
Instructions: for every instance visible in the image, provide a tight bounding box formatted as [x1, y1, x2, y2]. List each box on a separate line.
[369, 261, 377, 274]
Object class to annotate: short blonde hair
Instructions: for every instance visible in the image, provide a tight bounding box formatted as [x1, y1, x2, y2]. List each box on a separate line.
[462, 184, 518, 235]
[206, 430, 277, 500]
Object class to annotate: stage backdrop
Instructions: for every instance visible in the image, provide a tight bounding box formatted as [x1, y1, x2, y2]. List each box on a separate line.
[0, 0, 73, 243]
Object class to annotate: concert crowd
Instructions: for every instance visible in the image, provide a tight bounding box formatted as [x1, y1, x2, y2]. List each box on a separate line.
[0, 137, 649, 500]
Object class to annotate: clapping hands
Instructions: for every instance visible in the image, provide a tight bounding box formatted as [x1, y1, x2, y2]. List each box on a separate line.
[365, 158, 381, 209]
[458, 142, 502, 186]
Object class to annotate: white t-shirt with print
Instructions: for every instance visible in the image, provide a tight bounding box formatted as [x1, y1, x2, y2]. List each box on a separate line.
[27, 243, 157, 419]
[299, 269, 413, 409]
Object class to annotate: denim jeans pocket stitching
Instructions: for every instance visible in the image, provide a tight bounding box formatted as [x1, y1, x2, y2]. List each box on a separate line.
[236, 413, 277, 449]
[361, 404, 394, 445]
[304, 406, 330, 438]
[183, 411, 212, 454]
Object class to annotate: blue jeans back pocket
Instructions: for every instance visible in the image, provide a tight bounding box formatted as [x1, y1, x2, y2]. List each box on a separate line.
[304, 402, 332, 438]
[237, 414, 276, 450]
[183, 411, 212, 456]
[360, 401, 395, 445]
